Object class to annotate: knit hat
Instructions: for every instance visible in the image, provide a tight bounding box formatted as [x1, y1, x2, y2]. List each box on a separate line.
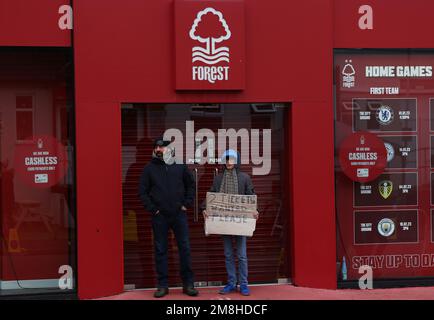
[221, 149, 238, 164]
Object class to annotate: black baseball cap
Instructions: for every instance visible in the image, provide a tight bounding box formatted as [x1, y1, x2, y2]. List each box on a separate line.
[153, 136, 171, 148]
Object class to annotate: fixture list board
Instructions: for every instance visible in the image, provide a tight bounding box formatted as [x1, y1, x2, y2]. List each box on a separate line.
[335, 51, 434, 281]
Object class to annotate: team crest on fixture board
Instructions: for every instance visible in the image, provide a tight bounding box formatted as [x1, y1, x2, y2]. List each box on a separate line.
[384, 142, 395, 162]
[379, 180, 393, 199]
[377, 218, 395, 237]
[376, 105, 394, 125]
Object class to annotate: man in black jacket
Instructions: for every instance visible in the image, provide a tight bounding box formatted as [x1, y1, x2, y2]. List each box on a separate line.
[138, 137, 198, 298]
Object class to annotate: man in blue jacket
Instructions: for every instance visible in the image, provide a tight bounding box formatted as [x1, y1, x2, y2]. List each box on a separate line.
[139, 137, 198, 298]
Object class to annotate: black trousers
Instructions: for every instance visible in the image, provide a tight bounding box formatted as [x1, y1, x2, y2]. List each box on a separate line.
[151, 210, 194, 288]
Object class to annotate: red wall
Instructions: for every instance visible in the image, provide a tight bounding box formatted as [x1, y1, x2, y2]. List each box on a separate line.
[2, 0, 433, 300]
[334, 0, 434, 48]
[73, 0, 336, 298]
[0, 0, 70, 47]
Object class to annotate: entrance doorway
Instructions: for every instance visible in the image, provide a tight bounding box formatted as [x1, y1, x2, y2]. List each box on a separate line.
[121, 103, 290, 289]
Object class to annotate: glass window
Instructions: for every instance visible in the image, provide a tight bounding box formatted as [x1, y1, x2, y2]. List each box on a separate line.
[335, 49, 434, 286]
[0, 48, 76, 296]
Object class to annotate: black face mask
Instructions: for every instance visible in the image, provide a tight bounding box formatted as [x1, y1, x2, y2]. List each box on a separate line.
[155, 150, 164, 158]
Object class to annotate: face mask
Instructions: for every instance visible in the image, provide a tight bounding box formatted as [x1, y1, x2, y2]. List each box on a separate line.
[155, 150, 164, 158]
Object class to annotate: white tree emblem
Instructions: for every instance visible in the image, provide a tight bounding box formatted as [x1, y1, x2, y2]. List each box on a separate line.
[189, 7, 231, 65]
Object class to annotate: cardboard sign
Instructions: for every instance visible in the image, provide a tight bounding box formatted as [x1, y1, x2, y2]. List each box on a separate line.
[205, 192, 257, 236]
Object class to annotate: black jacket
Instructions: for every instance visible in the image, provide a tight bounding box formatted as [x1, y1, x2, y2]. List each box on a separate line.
[138, 157, 195, 215]
[200, 167, 256, 211]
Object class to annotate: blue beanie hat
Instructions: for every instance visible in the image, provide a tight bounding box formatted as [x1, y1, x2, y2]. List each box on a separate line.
[221, 149, 238, 163]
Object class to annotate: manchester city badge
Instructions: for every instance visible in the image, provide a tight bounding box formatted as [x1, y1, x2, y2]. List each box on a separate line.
[377, 218, 395, 237]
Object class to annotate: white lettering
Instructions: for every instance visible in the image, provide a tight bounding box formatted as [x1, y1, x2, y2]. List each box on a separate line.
[192, 66, 229, 83]
[358, 5, 373, 30]
[58, 265, 73, 289]
[366, 66, 395, 77]
[58, 5, 73, 30]
[358, 265, 373, 289]
[366, 66, 432, 78]
[163, 121, 272, 175]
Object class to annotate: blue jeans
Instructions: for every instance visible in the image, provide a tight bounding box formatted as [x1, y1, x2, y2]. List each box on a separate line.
[222, 235, 248, 286]
[151, 211, 194, 288]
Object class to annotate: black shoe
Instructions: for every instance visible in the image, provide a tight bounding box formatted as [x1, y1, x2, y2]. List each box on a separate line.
[154, 287, 169, 298]
[183, 286, 199, 297]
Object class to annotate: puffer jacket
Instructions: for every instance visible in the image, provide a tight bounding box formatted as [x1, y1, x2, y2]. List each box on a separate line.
[138, 157, 195, 215]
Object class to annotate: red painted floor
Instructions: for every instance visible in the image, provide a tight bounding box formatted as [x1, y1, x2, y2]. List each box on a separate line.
[96, 284, 434, 300]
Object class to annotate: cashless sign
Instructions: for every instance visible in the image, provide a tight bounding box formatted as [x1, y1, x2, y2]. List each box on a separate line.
[14, 135, 68, 188]
[339, 131, 387, 183]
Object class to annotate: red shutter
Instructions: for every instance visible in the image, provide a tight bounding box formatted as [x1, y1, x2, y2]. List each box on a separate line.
[122, 104, 290, 288]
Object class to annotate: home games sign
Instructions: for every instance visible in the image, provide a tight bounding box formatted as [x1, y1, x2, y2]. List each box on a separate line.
[334, 51, 434, 281]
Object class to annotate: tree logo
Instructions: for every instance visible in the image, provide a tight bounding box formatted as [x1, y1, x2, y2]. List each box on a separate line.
[189, 7, 231, 84]
[342, 59, 356, 88]
[190, 7, 231, 65]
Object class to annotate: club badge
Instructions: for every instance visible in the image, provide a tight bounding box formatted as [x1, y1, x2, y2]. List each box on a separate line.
[384, 142, 395, 162]
[379, 180, 393, 199]
[376, 105, 394, 125]
[342, 59, 356, 89]
[377, 218, 395, 237]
